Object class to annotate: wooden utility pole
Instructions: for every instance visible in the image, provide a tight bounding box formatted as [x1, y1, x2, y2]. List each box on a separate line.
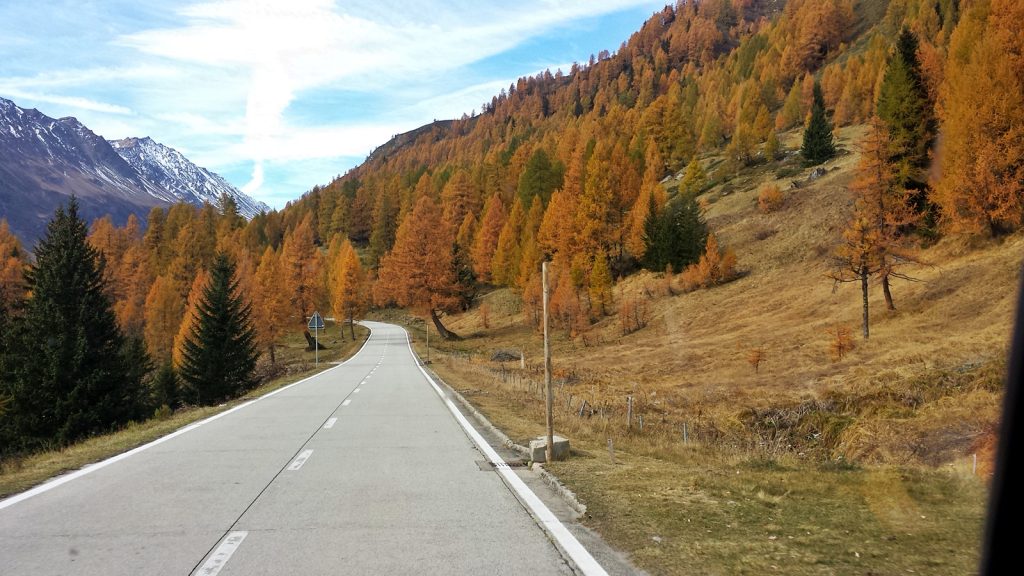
[543, 261, 554, 462]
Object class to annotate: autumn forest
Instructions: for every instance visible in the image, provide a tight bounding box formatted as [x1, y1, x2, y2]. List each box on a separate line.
[2, 0, 1023, 461]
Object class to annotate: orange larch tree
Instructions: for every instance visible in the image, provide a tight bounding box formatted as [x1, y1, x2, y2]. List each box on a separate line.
[143, 275, 184, 362]
[471, 193, 506, 282]
[0, 219, 26, 315]
[252, 247, 290, 364]
[330, 240, 367, 340]
[280, 213, 325, 323]
[848, 118, 919, 311]
[375, 196, 462, 340]
[934, 0, 1024, 235]
[491, 197, 526, 286]
[173, 269, 211, 368]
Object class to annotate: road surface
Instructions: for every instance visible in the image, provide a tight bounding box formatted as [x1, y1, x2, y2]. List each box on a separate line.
[0, 321, 609, 575]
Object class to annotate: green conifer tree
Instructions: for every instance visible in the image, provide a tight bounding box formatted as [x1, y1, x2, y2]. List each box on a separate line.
[667, 195, 709, 269]
[801, 81, 836, 166]
[517, 149, 565, 208]
[150, 360, 180, 410]
[678, 158, 708, 199]
[179, 252, 259, 405]
[642, 195, 708, 272]
[642, 194, 667, 271]
[3, 199, 149, 449]
[876, 28, 936, 197]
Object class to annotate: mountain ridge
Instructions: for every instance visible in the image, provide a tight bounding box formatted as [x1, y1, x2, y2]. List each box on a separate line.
[0, 96, 266, 248]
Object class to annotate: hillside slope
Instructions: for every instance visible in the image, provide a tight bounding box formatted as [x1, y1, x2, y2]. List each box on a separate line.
[435, 124, 1016, 467]
[404, 125, 1015, 574]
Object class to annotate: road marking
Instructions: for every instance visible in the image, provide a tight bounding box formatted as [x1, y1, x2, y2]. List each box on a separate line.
[323, 418, 338, 429]
[342, 399, 352, 407]
[288, 449, 314, 471]
[402, 329, 609, 576]
[354, 388, 361, 394]
[0, 334, 374, 511]
[195, 531, 247, 576]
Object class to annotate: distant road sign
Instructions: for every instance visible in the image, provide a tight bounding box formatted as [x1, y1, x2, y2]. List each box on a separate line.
[308, 311, 325, 330]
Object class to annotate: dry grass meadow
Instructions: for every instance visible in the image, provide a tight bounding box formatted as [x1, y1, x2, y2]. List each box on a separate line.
[393, 126, 1020, 574]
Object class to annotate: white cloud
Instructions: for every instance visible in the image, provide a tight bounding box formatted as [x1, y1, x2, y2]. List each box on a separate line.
[112, 0, 659, 200]
[0, 88, 134, 115]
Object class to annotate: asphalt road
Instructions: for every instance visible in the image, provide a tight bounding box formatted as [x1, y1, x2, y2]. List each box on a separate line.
[0, 321, 607, 575]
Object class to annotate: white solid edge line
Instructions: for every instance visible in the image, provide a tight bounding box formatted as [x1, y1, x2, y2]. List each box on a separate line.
[401, 327, 609, 576]
[195, 530, 248, 576]
[0, 330, 374, 511]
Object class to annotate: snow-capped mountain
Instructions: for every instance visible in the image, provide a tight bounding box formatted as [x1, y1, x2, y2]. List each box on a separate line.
[0, 96, 266, 248]
[109, 137, 267, 219]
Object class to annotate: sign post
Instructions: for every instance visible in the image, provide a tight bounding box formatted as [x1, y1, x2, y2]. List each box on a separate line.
[543, 261, 553, 463]
[308, 311, 325, 366]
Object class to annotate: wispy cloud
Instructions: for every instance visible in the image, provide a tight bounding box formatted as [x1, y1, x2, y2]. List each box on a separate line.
[0, 88, 134, 115]
[1, 0, 664, 206]
[114, 0, 659, 200]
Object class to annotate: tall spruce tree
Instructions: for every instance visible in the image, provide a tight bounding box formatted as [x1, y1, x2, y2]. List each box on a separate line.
[876, 28, 936, 201]
[642, 195, 708, 271]
[179, 252, 259, 405]
[3, 199, 149, 450]
[801, 81, 836, 166]
[0, 303, 13, 449]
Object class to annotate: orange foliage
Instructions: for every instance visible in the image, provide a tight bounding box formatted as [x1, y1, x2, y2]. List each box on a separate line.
[679, 234, 738, 291]
[757, 184, 784, 213]
[471, 194, 506, 282]
[0, 219, 26, 313]
[330, 239, 367, 339]
[935, 0, 1024, 235]
[173, 269, 210, 368]
[375, 197, 461, 335]
[143, 275, 183, 363]
[252, 247, 290, 362]
[280, 214, 325, 323]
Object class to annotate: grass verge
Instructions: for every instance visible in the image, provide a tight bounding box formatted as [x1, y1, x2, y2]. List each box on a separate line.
[420, 347, 987, 575]
[0, 323, 368, 499]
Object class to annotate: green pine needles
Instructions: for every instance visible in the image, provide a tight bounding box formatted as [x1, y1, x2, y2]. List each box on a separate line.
[642, 193, 709, 272]
[0, 198, 150, 452]
[801, 81, 836, 166]
[179, 252, 260, 405]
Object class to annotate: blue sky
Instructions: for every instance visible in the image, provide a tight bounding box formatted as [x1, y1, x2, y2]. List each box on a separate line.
[0, 1, 667, 209]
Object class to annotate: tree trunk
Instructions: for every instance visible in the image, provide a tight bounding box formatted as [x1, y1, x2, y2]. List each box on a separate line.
[269, 343, 276, 365]
[348, 314, 355, 340]
[882, 272, 895, 311]
[430, 308, 459, 340]
[304, 329, 326, 350]
[860, 266, 870, 340]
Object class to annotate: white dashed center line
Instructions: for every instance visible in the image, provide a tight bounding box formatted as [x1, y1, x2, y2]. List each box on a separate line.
[323, 418, 337, 429]
[342, 399, 352, 407]
[288, 450, 313, 471]
[196, 531, 247, 576]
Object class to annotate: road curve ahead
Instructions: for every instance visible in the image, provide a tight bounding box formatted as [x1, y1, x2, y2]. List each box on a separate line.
[0, 321, 594, 575]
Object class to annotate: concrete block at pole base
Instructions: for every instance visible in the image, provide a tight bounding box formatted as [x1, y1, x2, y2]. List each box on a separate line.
[529, 436, 570, 463]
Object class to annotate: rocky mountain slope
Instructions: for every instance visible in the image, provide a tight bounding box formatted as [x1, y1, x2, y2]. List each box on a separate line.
[109, 136, 266, 220]
[0, 97, 266, 248]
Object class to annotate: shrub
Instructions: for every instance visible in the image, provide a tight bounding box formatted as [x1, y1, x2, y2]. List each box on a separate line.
[680, 234, 739, 291]
[747, 346, 767, 372]
[480, 302, 491, 329]
[758, 184, 784, 213]
[828, 325, 855, 361]
[619, 296, 651, 335]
